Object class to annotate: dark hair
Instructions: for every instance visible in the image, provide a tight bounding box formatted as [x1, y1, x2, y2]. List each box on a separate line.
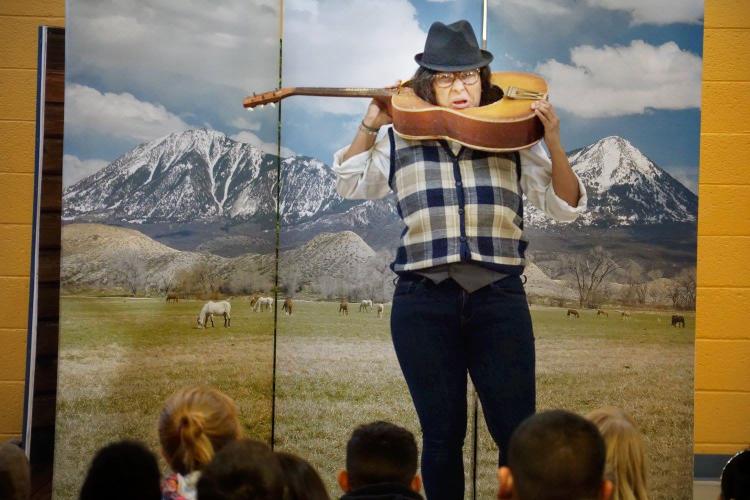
[721, 449, 750, 500]
[79, 440, 161, 500]
[346, 421, 418, 490]
[409, 65, 501, 106]
[197, 439, 285, 500]
[276, 451, 330, 500]
[0, 441, 30, 500]
[508, 410, 606, 500]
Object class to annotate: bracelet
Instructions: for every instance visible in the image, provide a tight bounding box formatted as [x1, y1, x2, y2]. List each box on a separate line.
[359, 120, 380, 136]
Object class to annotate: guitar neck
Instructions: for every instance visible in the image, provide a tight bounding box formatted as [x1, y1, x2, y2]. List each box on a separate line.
[291, 87, 396, 98]
[243, 86, 397, 108]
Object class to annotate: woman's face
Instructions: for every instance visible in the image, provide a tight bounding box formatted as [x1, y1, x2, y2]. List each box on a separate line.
[432, 68, 482, 109]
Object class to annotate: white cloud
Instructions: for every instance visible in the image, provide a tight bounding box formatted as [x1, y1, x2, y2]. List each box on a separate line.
[230, 116, 262, 131]
[68, 0, 280, 94]
[535, 40, 702, 118]
[231, 131, 296, 158]
[585, 0, 703, 25]
[66, 83, 191, 142]
[283, 0, 426, 115]
[502, 0, 570, 15]
[63, 154, 109, 187]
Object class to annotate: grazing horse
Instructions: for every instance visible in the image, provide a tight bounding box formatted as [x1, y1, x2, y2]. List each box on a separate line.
[339, 298, 349, 316]
[282, 298, 293, 316]
[249, 294, 260, 309]
[253, 297, 274, 312]
[621, 311, 631, 320]
[166, 292, 179, 303]
[671, 314, 685, 328]
[359, 299, 373, 312]
[375, 303, 384, 318]
[197, 301, 231, 328]
[567, 309, 580, 318]
[596, 309, 608, 318]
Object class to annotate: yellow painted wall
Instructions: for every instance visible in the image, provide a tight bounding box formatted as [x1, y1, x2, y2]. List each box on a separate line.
[0, 0, 747, 467]
[695, 0, 750, 455]
[0, 0, 64, 442]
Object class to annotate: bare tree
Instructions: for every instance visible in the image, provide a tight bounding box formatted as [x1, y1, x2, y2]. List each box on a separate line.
[561, 246, 619, 308]
[675, 267, 696, 310]
[116, 250, 147, 296]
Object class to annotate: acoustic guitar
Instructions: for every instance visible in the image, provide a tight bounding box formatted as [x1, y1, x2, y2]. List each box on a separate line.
[243, 71, 548, 152]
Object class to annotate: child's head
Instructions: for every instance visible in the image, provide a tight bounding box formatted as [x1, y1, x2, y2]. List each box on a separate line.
[197, 439, 285, 500]
[720, 449, 750, 500]
[158, 385, 242, 475]
[276, 451, 330, 500]
[0, 441, 30, 500]
[586, 407, 648, 500]
[339, 421, 421, 493]
[79, 440, 161, 500]
[499, 410, 612, 500]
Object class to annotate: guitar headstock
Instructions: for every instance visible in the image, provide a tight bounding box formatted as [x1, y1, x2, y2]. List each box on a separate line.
[243, 88, 295, 109]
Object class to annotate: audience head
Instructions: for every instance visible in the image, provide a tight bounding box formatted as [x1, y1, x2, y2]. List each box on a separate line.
[339, 420, 421, 493]
[0, 440, 30, 500]
[196, 438, 285, 500]
[586, 407, 648, 500]
[158, 385, 242, 475]
[498, 410, 613, 500]
[720, 449, 750, 500]
[276, 451, 331, 500]
[79, 440, 160, 500]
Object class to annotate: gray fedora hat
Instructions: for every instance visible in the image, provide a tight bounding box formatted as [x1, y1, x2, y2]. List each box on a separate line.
[414, 20, 493, 71]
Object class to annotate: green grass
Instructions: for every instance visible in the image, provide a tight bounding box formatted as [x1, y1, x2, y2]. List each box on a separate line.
[53, 297, 693, 500]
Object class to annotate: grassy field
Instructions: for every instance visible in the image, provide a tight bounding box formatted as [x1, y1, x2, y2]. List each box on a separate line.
[54, 296, 693, 499]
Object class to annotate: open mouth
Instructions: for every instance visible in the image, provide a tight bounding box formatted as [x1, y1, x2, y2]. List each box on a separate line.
[451, 99, 469, 109]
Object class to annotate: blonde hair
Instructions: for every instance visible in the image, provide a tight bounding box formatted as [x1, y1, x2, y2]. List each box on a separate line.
[586, 407, 649, 500]
[158, 385, 242, 475]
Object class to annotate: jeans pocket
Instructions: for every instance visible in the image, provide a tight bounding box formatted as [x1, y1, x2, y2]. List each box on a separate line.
[393, 279, 424, 297]
[489, 275, 526, 297]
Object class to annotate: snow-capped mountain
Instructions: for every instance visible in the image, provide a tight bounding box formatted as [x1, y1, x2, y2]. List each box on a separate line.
[524, 136, 697, 229]
[63, 129, 348, 226]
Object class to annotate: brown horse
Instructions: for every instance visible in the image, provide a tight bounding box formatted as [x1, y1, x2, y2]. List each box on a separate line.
[339, 298, 349, 316]
[596, 309, 608, 318]
[621, 311, 631, 320]
[567, 309, 579, 318]
[282, 297, 293, 316]
[166, 292, 179, 303]
[671, 314, 685, 328]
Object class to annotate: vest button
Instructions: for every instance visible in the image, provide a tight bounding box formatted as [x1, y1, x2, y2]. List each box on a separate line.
[456, 181, 462, 187]
[460, 236, 467, 242]
[458, 208, 464, 215]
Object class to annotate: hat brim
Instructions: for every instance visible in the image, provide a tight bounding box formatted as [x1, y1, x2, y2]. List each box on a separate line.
[414, 50, 494, 72]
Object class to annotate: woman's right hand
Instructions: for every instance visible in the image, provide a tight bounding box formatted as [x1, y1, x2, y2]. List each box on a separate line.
[362, 80, 401, 129]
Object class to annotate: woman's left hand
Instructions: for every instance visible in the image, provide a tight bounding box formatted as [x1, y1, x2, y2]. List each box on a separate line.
[531, 100, 561, 148]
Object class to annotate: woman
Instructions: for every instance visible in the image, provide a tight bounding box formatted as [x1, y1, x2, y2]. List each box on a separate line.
[333, 20, 586, 499]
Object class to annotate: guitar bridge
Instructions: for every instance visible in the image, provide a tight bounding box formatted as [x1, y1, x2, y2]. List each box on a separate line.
[506, 86, 547, 100]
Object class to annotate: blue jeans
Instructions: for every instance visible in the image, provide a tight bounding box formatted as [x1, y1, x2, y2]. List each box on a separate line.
[390, 274, 536, 500]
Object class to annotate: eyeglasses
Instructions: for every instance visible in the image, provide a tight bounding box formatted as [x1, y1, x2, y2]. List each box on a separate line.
[432, 69, 481, 88]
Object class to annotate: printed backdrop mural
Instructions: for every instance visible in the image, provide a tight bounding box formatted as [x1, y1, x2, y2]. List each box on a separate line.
[57, 0, 702, 498]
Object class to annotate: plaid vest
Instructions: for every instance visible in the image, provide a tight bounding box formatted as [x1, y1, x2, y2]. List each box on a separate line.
[387, 128, 528, 274]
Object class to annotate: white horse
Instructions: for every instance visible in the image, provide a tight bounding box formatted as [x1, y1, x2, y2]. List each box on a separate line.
[197, 300, 231, 328]
[359, 299, 373, 312]
[253, 296, 274, 312]
[375, 303, 384, 318]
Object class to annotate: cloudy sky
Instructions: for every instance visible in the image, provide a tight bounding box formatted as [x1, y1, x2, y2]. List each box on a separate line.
[64, 0, 703, 192]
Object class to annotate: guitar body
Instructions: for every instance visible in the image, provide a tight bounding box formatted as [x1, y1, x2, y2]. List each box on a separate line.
[389, 72, 547, 152]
